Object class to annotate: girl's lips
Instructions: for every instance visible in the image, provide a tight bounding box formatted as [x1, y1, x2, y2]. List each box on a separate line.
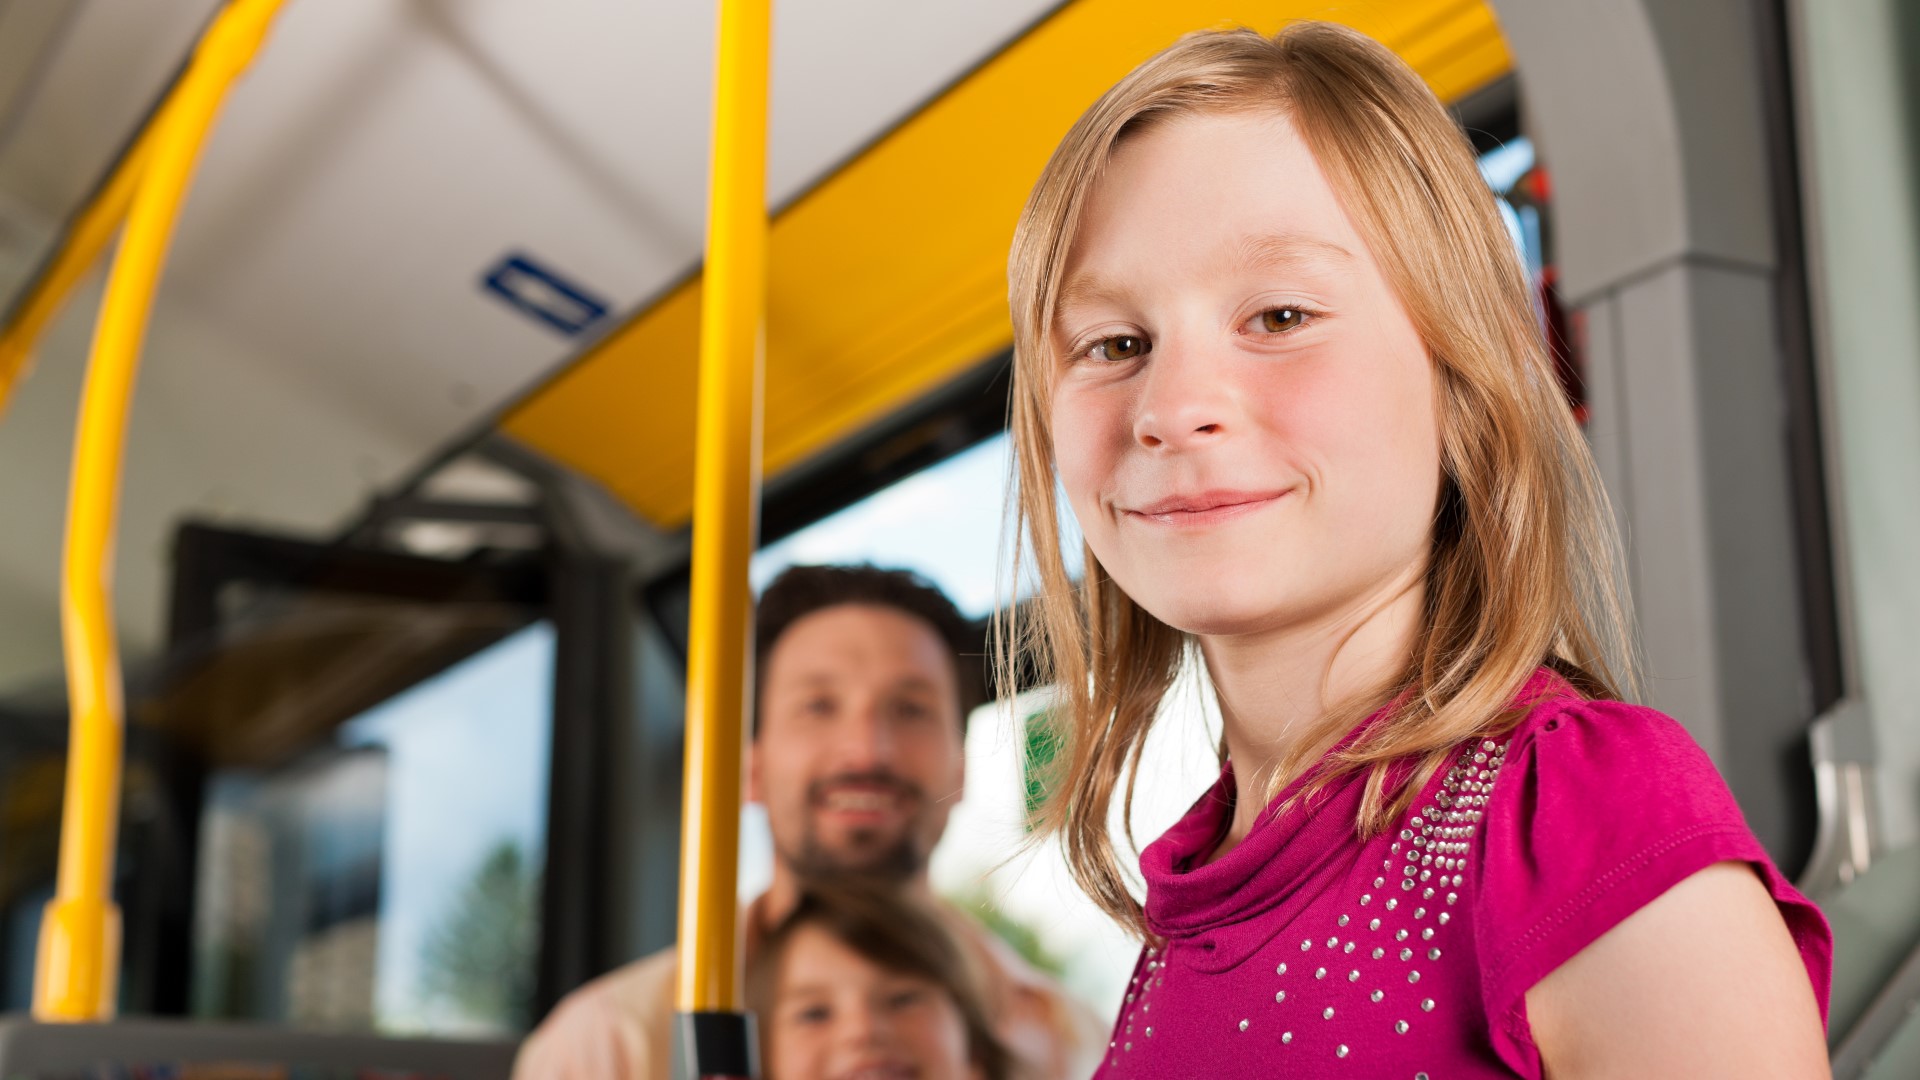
[832, 1063, 916, 1080]
[1124, 489, 1291, 528]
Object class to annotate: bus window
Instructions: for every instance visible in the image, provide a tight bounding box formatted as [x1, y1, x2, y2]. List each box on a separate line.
[752, 433, 1009, 618]
[192, 622, 554, 1037]
[750, 431, 1083, 620]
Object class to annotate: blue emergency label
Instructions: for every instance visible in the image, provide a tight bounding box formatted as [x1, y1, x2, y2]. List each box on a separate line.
[481, 252, 609, 336]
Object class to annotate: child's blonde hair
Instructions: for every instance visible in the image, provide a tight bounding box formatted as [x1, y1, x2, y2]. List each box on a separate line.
[1000, 22, 1638, 936]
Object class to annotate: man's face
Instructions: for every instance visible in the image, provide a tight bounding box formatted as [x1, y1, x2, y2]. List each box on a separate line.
[749, 604, 966, 881]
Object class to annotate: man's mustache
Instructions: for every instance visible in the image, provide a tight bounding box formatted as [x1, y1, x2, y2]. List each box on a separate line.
[805, 771, 924, 806]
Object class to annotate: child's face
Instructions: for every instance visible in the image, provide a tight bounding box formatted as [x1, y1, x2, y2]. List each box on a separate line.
[765, 923, 983, 1080]
[1048, 110, 1442, 640]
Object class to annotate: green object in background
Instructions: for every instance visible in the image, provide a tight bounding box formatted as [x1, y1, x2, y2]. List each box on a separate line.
[1022, 708, 1062, 827]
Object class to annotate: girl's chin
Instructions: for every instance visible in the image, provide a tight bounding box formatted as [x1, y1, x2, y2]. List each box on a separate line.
[1129, 586, 1300, 638]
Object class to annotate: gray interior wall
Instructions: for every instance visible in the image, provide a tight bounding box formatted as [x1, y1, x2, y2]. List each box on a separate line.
[1791, 0, 1920, 851]
[1492, 0, 1818, 864]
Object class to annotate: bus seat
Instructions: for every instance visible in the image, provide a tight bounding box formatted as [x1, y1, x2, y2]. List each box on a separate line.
[1824, 841, 1920, 1042]
[1822, 842, 1920, 1078]
[0, 1017, 515, 1078]
[1843, 936, 1920, 1080]
[1859, 999, 1920, 1080]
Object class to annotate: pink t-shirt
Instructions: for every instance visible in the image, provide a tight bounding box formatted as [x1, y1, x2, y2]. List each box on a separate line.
[1095, 669, 1831, 1078]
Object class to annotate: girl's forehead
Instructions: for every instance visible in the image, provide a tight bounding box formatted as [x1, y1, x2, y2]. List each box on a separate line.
[779, 924, 860, 976]
[1072, 110, 1370, 277]
[779, 922, 919, 987]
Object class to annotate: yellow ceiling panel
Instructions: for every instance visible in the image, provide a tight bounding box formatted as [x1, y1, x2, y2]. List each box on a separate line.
[501, 0, 1512, 527]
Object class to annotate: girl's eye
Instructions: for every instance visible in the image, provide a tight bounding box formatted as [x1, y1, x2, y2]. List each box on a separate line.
[1253, 306, 1310, 333]
[1087, 334, 1150, 362]
[886, 988, 930, 1010]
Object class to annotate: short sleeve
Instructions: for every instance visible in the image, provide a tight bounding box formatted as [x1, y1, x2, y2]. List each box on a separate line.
[1471, 697, 1833, 1076]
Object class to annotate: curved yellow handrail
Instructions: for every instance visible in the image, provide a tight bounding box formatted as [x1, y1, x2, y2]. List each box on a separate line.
[675, 0, 771, 1019]
[0, 134, 153, 418]
[35, 0, 288, 1022]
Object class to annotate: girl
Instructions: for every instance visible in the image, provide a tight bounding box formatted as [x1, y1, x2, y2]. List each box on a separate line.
[749, 886, 1015, 1080]
[1004, 22, 1832, 1079]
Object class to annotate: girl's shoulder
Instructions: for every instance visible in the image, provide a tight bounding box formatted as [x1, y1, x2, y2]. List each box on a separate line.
[1463, 670, 1832, 1073]
[1498, 672, 1732, 802]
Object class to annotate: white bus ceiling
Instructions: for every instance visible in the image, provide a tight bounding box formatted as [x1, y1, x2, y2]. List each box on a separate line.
[0, 0, 1066, 687]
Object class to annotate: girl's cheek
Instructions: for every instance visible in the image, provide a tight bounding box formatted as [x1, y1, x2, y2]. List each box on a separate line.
[1050, 394, 1115, 509]
[1245, 335, 1423, 456]
[1240, 347, 1347, 428]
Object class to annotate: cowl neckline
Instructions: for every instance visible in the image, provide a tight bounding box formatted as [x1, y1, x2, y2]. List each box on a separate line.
[1139, 670, 1566, 974]
[1139, 709, 1405, 974]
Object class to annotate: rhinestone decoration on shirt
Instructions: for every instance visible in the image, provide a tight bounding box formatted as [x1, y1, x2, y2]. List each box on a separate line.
[1110, 944, 1168, 1070]
[1250, 735, 1509, 1065]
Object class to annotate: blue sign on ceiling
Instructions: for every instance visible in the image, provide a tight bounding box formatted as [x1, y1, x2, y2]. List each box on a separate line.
[480, 252, 610, 336]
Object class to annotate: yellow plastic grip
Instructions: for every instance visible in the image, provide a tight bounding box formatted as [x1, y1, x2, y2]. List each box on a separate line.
[34, 0, 288, 1022]
[674, 0, 772, 1015]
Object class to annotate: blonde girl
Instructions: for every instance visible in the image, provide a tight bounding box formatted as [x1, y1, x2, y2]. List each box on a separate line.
[1005, 22, 1831, 1079]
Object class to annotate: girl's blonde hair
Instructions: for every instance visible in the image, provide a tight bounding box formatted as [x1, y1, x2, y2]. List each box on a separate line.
[1000, 22, 1638, 936]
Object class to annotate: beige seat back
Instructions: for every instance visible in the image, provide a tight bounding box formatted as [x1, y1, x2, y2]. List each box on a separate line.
[0, 1017, 516, 1078]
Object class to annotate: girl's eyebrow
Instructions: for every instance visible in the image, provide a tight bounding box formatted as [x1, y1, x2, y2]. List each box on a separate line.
[780, 981, 834, 1002]
[1233, 231, 1356, 272]
[1054, 273, 1133, 321]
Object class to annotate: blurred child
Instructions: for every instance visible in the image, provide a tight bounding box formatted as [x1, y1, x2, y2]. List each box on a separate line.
[749, 886, 1014, 1080]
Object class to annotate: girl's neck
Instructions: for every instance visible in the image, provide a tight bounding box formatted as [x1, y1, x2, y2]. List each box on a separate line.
[1200, 565, 1427, 855]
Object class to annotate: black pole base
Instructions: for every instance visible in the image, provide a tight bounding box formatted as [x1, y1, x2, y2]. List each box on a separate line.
[672, 1010, 759, 1080]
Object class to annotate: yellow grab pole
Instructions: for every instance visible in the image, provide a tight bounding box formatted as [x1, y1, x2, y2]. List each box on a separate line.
[0, 132, 155, 418]
[674, 0, 770, 1073]
[34, 0, 287, 1022]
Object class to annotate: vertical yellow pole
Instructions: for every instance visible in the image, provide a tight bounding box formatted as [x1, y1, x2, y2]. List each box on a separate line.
[674, 0, 769, 1074]
[34, 0, 287, 1023]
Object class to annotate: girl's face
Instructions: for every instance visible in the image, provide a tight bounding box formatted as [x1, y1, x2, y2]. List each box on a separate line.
[1049, 110, 1442, 640]
[765, 923, 984, 1080]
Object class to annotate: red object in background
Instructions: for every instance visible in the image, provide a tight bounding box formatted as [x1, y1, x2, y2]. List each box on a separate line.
[1539, 264, 1587, 425]
[1524, 164, 1552, 205]
[1504, 163, 1585, 425]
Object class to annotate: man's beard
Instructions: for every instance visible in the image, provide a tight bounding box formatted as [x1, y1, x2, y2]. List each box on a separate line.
[781, 770, 930, 883]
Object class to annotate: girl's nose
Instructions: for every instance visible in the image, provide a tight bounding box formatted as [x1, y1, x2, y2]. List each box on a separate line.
[1132, 341, 1233, 450]
[836, 1002, 889, 1051]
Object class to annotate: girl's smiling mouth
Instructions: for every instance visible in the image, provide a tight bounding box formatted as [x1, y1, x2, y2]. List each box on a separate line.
[1122, 488, 1292, 527]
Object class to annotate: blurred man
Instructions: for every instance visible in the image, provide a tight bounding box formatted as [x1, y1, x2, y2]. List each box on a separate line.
[515, 564, 1102, 1080]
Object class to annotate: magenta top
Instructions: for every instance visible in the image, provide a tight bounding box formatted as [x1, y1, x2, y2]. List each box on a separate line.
[1095, 669, 1831, 1078]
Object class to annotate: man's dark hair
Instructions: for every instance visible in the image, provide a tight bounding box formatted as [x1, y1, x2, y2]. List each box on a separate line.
[754, 564, 985, 735]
